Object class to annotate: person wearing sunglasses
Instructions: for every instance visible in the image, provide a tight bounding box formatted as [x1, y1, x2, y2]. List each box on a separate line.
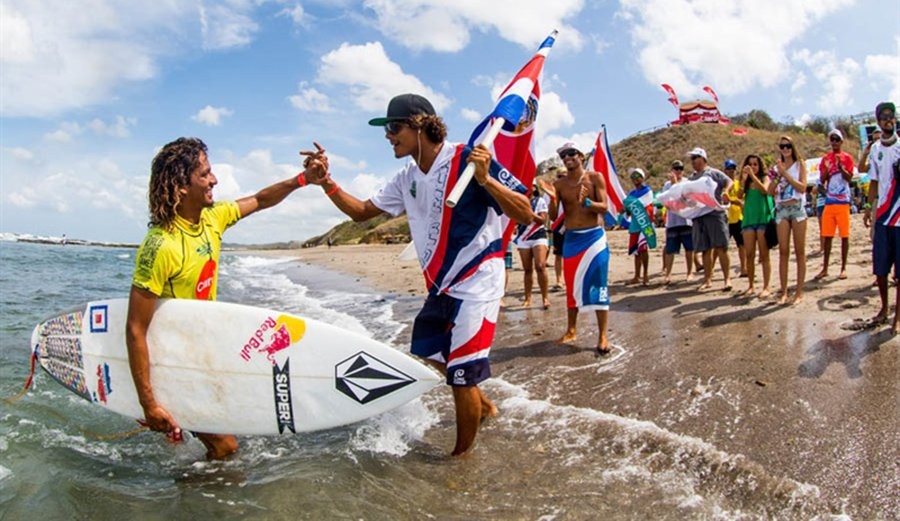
[304, 93, 533, 457]
[815, 128, 855, 281]
[863, 101, 900, 333]
[768, 136, 808, 305]
[685, 147, 734, 291]
[625, 167, 653, 286]
[540, 142, 612, 355]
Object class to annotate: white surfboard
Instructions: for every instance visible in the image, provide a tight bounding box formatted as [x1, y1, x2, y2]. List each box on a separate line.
[30, 299, 441, 435]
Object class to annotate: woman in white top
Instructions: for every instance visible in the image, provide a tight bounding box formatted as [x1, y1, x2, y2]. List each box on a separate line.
[767, 135, 808, 305]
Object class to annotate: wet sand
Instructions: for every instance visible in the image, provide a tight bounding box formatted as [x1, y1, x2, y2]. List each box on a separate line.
[259, 213, 898, 519]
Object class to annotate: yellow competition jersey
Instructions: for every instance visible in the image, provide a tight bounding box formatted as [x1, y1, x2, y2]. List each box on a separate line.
[132, 201, 241, 300]
[726, 179, 743, 224]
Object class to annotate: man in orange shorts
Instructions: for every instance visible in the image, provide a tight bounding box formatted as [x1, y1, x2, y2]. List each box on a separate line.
[816, 129, 855, 280]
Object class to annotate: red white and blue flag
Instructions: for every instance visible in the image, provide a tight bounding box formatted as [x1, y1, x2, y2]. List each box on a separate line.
[591, 126, 626, 221]
[468, 30, 556, 244]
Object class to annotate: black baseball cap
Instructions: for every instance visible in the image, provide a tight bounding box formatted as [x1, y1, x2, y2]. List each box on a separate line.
[368, 93, 436, 126]
[876, 101, 895, 119]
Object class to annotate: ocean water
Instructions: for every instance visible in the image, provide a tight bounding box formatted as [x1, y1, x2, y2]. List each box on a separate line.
[0, 240, 846, 520]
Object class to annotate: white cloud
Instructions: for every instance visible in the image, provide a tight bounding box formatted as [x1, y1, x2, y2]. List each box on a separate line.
[317, 41, 450, 113]
[534, 91, 574, 140]
[793, 49, 861, 112]
[362, 0, 584, 53]
[43, 122, 83, 143]
[278, 4, 307, 27]
[864, 39, 900, 103]
[536, 131, 596, 165]
[617, 0, 854, 98]
[88, 115, 137, 138]
[794, 113, 813, 128]
[289, 82, 333, 112]
[199, 1, 259, 50]
[192, 105, 234, 126]
[3, 147, 34, 160]
[460, 108, 482, 122]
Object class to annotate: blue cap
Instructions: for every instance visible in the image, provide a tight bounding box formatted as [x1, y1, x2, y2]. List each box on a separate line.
[724, 159, 737, 169]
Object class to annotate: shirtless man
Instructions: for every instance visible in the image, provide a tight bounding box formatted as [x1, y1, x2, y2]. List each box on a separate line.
[540, 142, 611, 354]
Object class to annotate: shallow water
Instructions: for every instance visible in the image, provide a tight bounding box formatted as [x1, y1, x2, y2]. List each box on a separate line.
[0, 240, 866, 519]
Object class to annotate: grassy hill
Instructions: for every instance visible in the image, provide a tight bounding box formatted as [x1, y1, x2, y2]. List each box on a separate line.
[307, 118, 866, 246]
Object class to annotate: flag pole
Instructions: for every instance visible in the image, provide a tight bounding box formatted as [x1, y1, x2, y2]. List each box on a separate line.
[445, 117, 506, 208]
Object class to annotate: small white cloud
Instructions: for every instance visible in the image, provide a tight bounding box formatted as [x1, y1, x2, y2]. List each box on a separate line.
[44, 122, 83, 143]
[536, 131, 597, 164]
[534, 91, 575, 140]
[192, 105, 234, 126]
[199, 2, 259, 50]
[592, 35, 611, 55]
[460, 108, 482, 122]
[864, 40, 900, 103]
[278, 4, 306, 27]
[794, 113, 813, 128]
[87, 115, 136, 138]
[288, 82, 333, 112]
[317, 41, 450, 113]
[4, 147, 34, 160]
[793, 49, 860, 112]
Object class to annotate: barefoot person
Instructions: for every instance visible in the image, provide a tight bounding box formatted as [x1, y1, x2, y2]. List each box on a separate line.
[126, 137, 325, 460]
[686, 147, 733, 291]
[863, 101, 900, 333]
[625, 167, 653, 286]
[816, 129, 855, 280]
[661, 160, 694, 285]
[738, 154, 772, 298]
[768, 136, 808, 305]
[514, 186, 551, 309]
[306, 94, 532, 456]
[541, 142, 611, 354]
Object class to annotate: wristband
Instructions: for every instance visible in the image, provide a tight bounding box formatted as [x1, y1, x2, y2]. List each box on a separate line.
[325, 183, 341, 197]
[296, 172, 307, 187]
[582, 197, 592, 208]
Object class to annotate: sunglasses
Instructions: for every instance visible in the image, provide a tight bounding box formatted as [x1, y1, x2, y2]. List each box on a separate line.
[779, 143, 793, 150]
[673, 166, 684, 171]
[384, 120, 408, 134]
[829, 136, 842, 143]
[559, 149, 579, 158]
[878, 112, 895, 121]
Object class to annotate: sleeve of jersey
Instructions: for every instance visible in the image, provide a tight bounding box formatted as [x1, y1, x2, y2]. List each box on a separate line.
[369, 169, 407, 217]
[483, 159, 528, 214]
[210, 201, 242, 233]
[132, 232, 178, 297]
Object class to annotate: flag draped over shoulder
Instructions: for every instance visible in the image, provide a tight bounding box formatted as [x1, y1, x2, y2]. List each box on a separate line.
[468, 30, 556, 195]
[592, 126, 626, 220]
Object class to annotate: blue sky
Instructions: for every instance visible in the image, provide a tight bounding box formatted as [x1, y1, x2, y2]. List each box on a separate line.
[1, 0, 898, 244]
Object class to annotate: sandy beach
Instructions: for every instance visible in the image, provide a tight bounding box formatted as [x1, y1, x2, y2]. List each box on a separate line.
[256, 213, 898, 519]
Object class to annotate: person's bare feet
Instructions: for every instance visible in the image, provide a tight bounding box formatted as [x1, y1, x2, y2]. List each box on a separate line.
[870, 310, 888, 325]
[741, 287, 755, 297]
[626, 277, 640, 285]
[663, 276, 672, 285]
[891, 316, 899, 335]
[642, 275, 649, 286]
[777, 292, 789, 305]
[542, 298, 551, 310]
[758, 289, 771, 299]
[697, 281, 712, 291]
[559, 330, 577, 343]
[790, 292, 803, 305]
[837, 270, 848, 280]
[521, 298, 531, 308]
[813, 270, 828, 280]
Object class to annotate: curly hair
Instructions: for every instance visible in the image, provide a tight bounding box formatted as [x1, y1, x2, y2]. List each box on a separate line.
[407, 114, 448, 143]
[148, 137, 208, 229]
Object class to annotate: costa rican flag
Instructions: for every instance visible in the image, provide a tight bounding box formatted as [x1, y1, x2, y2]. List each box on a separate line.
[592, 126, 626, 221]
[468, 30, 556, 244]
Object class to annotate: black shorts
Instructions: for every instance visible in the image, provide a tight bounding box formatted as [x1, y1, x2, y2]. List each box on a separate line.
[552, 231, 565, 256]
[728, 221, 744, 247]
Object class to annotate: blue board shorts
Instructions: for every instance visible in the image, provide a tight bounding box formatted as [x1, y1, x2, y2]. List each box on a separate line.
[873, 224, 900, 280]
[411, 294, 499, 386]
[664, 225, 693, 254]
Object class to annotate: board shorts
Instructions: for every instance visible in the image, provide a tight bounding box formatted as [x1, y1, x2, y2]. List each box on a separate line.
[627, 232, 648, 256]
[563, 226, 610, 311]
[728, 221, 745, 247]
[516, 237, 549, 250]
[664, 225, 693, 254]
[411, 294, 498, 387]
[552, 231, 565, 256]
[692, 211, 729, 252]
[775, 202, 807, 224]
[872, 224, 900, 280]
[821, 204, 850, 238]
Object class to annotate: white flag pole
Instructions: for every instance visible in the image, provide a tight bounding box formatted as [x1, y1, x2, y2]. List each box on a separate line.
[445, 117, 507, 208]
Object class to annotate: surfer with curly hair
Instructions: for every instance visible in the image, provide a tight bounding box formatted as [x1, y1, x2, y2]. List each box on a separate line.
[126, 137, 327, 460]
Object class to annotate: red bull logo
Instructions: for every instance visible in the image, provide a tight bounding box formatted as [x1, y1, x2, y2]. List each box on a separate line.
[239, 315, 306, 364]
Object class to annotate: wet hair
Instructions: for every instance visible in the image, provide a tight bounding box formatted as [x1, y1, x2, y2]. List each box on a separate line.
[148, 137, 208, 229]
[777, 135, 804, 163]
[741, 154, 765, 195]
[407, 114, 447, 143]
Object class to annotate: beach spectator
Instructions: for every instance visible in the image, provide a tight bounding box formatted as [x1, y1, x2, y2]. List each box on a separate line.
[862, 101, 900, 333]
[625, 167, 653, 285]
[768, 136, 808, 305]
[738, 154, 772, 298]
[541, 141, 612, 355]
[686, 147, 733, 291]
[661, 160, 694, 285]
[126, 137, 326, 460]
[816, 129, 855, 280]
[514, 186, 551, 309]
[723, 159, 748, 278]
[550, 169, 567, 291]
[306, 94, 533, 456]
[858, 128, 883, 174]
[813, 183, 826, 254]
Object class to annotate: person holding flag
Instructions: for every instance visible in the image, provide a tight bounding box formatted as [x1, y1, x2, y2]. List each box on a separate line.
[305, 93, 532, 456]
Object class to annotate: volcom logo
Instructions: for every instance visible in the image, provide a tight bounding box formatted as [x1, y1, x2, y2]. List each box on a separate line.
[335, 352, 416, 404]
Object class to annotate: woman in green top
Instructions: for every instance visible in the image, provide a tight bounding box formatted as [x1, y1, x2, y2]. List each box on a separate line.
[739, 154, 773, 298]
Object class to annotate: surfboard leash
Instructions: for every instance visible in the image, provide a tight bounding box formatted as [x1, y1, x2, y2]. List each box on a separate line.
[3, 351, 37, 404]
